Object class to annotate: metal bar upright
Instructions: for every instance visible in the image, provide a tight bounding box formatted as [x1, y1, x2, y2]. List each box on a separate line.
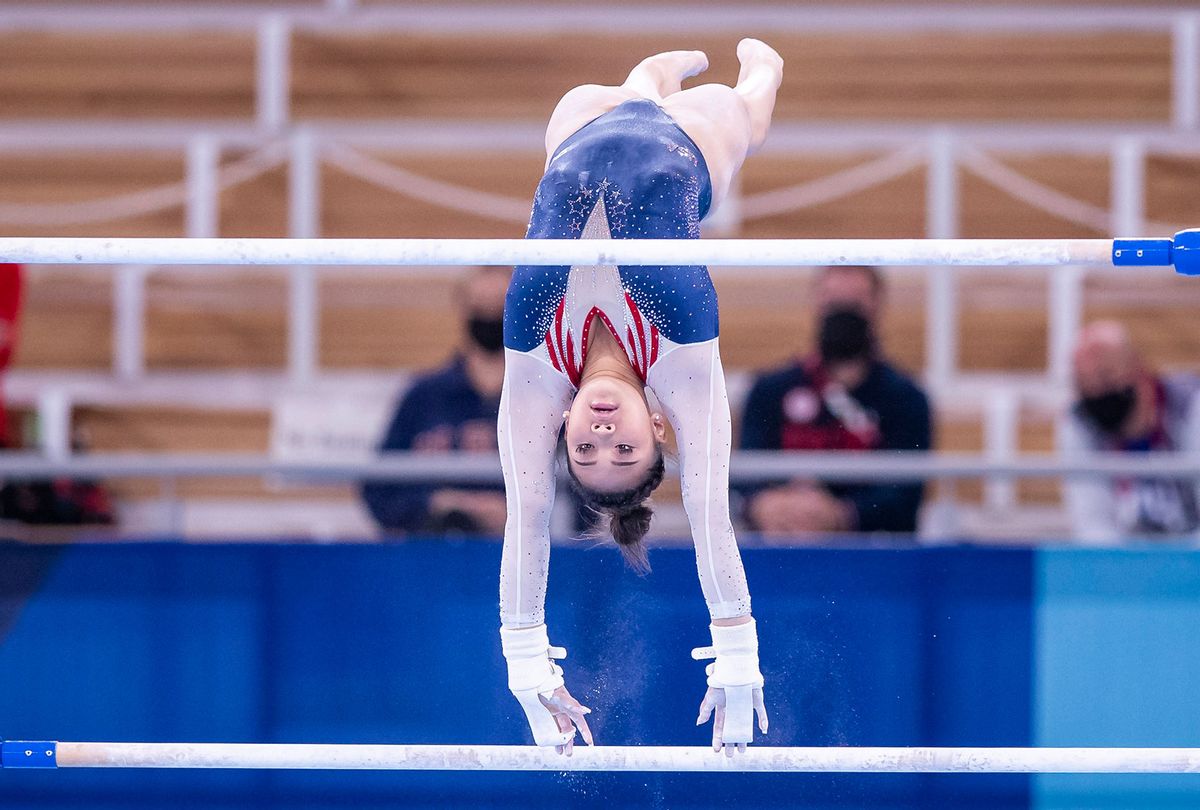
[1047, 264, 1084, 385]
[925, 132, 959, 391]
[186, 136, 220, 239]
[983, 390, 1019, 512]
[1110, 137, 1145, 236]
[1173, 13, 1200, 130]
[256, 14, 291, 133]
[288, 130, 320, 383]
[113, 265, 148, 380]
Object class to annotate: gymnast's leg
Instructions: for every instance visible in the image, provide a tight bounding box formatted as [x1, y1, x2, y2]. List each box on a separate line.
[660, 38, 784, 211]
[542, 50, 711, 161]
[731, 37, 784, 153]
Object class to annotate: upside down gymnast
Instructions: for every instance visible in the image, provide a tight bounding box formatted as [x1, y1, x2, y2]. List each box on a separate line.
[498, 40, 784, 755]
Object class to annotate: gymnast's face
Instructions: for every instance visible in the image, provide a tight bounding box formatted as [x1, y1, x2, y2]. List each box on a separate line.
[564, 377, 667, 493]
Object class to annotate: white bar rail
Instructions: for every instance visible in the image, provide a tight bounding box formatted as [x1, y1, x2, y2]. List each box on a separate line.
[1, 451, 1199, 483]
[0, 237, 1117, 268]
[8, 742, 1197, 773]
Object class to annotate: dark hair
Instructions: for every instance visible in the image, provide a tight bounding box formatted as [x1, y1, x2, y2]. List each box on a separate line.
[565, 449, 665, 574]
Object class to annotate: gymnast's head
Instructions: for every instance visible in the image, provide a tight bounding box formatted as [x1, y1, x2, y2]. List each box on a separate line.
[562, 374, 668, 572]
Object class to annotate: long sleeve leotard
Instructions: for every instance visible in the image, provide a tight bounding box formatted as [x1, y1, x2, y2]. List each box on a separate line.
[498, 98, 751, 628]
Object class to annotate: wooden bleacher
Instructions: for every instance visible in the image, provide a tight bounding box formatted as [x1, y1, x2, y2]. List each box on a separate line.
[1, 16, 1198, 524]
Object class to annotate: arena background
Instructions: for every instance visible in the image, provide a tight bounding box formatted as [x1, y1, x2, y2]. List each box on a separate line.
[2, 1, 1200, 808]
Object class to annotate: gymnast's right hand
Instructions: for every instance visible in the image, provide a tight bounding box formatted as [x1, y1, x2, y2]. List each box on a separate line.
[500, 624, 594, 755]
[538, 685, 594, 756]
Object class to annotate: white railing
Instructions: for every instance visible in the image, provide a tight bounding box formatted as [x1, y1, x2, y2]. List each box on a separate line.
[1, 449, 1198, 483]
[4, 129, 1194, 388]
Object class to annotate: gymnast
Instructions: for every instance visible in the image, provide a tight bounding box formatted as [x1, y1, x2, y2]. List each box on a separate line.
[498, 40, 783, 756]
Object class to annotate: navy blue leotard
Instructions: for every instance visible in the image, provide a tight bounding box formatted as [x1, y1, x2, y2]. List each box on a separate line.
[504, 98, 718, 368]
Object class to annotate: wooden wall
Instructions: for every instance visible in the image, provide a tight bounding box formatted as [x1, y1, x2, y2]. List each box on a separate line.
[1, 16, 1197, 491]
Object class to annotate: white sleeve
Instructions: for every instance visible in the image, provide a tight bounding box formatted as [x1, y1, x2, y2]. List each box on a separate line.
[1058, 412, 1121, 545]
[648, 339, 752, 620]
[498, 349, 574, 629]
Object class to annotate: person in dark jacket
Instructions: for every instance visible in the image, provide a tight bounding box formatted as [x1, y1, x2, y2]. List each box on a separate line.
[739, 265, 931, 535]
[361, 266, 509, 535]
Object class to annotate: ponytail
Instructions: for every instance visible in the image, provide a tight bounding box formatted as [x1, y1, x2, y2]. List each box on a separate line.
[608, 503, 654, 573]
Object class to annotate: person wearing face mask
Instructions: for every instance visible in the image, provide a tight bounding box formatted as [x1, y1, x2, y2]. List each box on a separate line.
[360, 266, 510, 536]
[1061, 320, 1200, 543]
[499, 42, 781, 758]
[739, 265, 931, 536]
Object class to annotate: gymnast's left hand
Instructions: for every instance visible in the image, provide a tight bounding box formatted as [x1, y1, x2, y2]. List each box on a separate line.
[539, 685, 594, 756]
[696, 685, 768, 757]
[692, 618, 766, 756]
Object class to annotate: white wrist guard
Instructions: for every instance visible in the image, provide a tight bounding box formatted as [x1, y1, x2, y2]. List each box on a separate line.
[691, 619, 764, 688]
[500, 624, 571, 747]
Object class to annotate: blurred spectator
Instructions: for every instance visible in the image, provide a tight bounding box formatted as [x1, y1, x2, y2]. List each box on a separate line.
[739, 265, 931, 536]
[361, 267, 509, 536]
[0, 264, 113, 526]
[1062, 320, 1200, 542]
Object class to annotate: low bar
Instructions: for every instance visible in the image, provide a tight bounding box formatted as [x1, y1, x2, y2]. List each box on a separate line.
[12, 743, 1198, 773]
[0, 236, 1117, 268]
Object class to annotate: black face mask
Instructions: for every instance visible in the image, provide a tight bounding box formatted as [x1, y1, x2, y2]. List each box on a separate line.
[818, 307, 875, 365]
[467, 316, 505, 353]
[1079, 386, 1137, 434]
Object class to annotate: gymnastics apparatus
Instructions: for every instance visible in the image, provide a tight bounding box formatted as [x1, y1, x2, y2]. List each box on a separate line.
[1, 742, 1199, 773]
[1, 229, 1199, 775]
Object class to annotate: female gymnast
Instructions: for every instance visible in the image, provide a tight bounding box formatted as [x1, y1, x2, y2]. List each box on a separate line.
[498, 40, 782, 756]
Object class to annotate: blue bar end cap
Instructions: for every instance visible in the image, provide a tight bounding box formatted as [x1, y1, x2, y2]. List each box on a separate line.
[1, 740, 57, 768]
[1112, 238, 1172, 267]
[1172, 228, 1200, 276]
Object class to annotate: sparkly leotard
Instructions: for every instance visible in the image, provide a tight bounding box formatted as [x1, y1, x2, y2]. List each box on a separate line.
[498, 99, 752, 627]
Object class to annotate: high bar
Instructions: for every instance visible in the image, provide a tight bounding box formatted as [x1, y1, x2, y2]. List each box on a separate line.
[4, 742, 1200, 773]
[0, 235, 1169, 268]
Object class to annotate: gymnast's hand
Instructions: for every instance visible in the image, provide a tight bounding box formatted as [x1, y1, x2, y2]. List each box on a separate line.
[696, 685, 768, 757]
[539, 685, 594, 756]
[500, 625, 592, 754]
[692, 618, 767, 756]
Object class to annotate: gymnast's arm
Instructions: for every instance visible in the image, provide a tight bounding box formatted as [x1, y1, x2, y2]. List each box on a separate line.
[496, 349, 593, 752]
[649, 339, 767, 751]
[649, 339, 752, 620]
[497, 349, 572, 628]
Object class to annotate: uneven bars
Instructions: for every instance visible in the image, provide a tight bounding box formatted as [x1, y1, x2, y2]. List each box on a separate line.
[3, 742, 1200, 773]
[0, 235, 1189, 269]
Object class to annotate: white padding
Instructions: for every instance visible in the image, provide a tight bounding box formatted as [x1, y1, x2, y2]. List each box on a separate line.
[722, 686, 755, 744]
[694, 620, 763, 689]
[499, 625, 563, 693]
[500, 625, 572, 747]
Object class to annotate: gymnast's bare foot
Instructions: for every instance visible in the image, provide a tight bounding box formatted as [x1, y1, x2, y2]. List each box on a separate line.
[734, 38, 784, 153]
[736, 38, 783, 89]
[625, 49, 710, 98]
[676, 49, 710, 81]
